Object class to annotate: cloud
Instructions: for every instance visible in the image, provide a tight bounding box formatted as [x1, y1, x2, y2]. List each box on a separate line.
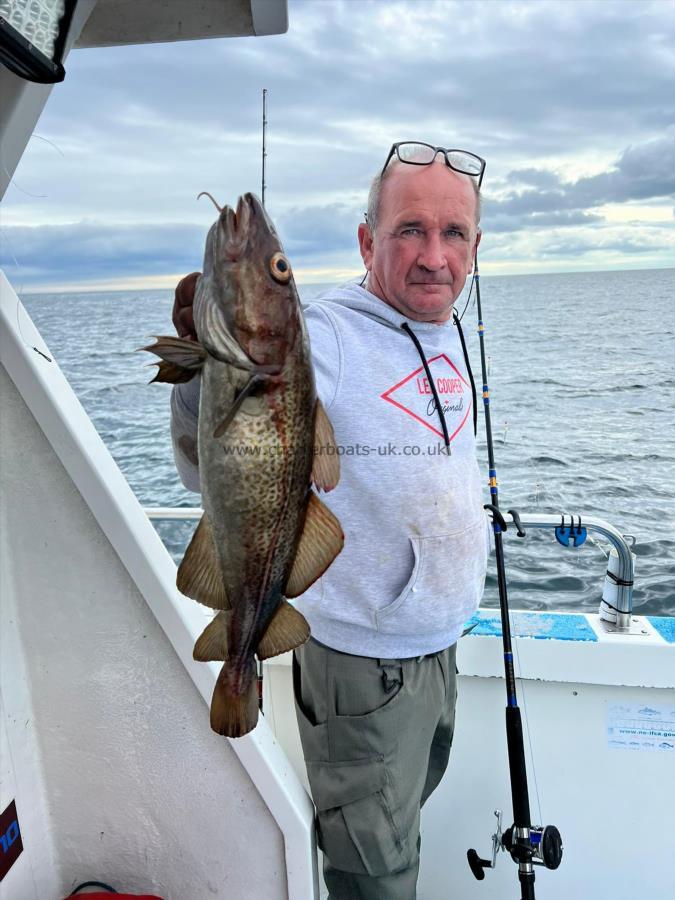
[3, 0, 674, 284]
[276, 202, 361, 256]
[0, 212, 365, 290]
[11, 0, 674, 210]
[484, 133, 675, 233]
[507, 169, 565, 191]
[487, 210, 604, 234]
[537, 234, 674, 258]
[1, 222, 205, 284]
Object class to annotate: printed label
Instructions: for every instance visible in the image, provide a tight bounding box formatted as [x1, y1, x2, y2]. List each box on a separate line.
[381, 353, 472, 440]
[607, 703, 675, 751]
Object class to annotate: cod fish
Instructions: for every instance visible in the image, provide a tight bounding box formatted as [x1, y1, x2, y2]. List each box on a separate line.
[144, 193, 343, 737]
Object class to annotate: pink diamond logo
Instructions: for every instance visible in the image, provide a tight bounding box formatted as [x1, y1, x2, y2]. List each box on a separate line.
[380, 354, 472, 440]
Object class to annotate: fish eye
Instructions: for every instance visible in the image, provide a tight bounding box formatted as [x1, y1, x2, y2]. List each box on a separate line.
[269, 252, 291, 284]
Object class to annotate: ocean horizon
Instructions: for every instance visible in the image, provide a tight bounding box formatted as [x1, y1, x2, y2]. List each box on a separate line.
[20, 265, 675, 618]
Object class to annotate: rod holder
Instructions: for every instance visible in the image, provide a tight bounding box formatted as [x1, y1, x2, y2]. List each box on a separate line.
[506, 511, 635, 629]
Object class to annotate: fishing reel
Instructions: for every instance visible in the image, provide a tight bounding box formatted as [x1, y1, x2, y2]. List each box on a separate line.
[467, 811, 563, 881]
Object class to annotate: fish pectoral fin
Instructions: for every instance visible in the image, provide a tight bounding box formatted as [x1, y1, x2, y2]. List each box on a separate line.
[193, 611, 231, 662]
[284, 491, 344, 598]
[149, 360, 198, 384]
[177, 514, 231, 610]
[140, 335, 206, 383]
[213, 373, 266, 439]
[257, 599, 310, 660]
[311, 398, 340, 492]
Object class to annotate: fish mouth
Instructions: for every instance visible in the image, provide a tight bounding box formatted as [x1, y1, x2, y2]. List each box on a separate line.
[220, 193, 274, 259]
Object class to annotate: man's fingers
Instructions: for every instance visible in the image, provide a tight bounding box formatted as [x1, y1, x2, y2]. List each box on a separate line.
[176, 305, 196, 340]
[173, 271, 201, 338]
[175, 271, 200, 309]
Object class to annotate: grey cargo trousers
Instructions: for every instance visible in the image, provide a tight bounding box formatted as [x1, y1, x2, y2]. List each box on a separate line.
[293, 637, 457, 900]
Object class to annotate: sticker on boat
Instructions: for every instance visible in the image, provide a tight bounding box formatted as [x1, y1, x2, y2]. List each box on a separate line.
[607, 703, 675, 751]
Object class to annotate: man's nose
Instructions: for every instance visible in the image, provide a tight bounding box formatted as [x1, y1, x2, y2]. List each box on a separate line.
[417, 232, 445, 270]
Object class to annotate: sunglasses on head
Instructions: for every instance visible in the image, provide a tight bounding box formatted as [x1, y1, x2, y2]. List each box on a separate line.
[381, 142, 486, 188]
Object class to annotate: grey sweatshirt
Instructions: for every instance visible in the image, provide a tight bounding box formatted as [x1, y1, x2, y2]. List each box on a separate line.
[171, 282, 488, 658]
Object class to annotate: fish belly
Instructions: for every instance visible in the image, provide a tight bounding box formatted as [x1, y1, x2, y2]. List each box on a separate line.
[198, 357, 314, 678]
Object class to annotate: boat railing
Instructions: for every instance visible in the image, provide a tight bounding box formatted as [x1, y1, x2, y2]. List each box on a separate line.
[144, 507, 637, 632]
[145, 506, 203, 520]
[505, 511, 636, 631]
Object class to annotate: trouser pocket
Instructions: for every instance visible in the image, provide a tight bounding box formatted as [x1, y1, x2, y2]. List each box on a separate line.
[293, 648, 409, 876]
[308, 757, 404, 876]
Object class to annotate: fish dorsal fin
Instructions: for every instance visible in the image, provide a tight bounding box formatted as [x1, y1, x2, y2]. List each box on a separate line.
[284, 491, 344, 599]
[141, 335, 206, 384]
[257, 599, 310, 660]
[177, 514, 231, 610]
[193, 611, 231, 662]
[311, 398, 340, 492]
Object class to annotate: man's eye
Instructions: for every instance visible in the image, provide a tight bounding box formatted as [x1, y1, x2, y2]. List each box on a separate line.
[400, 228, 421, 236]
[444, 229, 463, 239]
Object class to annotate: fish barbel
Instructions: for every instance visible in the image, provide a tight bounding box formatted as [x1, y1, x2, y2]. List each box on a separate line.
[144, 192, 342, 737]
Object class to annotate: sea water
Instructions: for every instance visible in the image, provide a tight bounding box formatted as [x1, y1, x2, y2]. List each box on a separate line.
[21, 267, 675, 616]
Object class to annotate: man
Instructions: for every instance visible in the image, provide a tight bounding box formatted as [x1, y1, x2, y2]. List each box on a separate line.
[170, 143, 488, 899]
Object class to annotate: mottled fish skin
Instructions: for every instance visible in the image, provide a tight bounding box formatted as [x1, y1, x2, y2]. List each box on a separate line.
[195, 193, 316, 717]
[198, 329, 314, 696]
[142, 193, 340, 735]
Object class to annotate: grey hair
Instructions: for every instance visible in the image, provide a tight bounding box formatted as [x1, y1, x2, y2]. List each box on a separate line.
[366, 158, 482, 233]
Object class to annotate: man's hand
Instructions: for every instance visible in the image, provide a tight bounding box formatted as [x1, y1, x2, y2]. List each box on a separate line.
[172, 271, 201, 341]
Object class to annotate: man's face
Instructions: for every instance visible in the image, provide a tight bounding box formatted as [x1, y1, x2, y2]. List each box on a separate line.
[358, 161, 481, 323]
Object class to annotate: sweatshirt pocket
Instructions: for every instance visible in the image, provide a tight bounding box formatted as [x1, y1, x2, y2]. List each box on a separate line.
[374, 518, 487, 636]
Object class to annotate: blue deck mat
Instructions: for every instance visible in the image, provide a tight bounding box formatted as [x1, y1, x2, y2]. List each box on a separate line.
[465, 610, 598, 642]
[647, 617, 675, 644]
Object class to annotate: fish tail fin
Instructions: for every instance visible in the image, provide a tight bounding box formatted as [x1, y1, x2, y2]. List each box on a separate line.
[210, 662, 259, 738]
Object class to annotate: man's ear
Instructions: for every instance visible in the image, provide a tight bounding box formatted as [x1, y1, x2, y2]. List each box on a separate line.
[358, 222, 374, 270]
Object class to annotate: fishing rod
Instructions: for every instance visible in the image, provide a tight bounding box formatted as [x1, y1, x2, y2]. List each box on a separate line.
[257, 86, 268, 714]
[261, 87, 268, 208]
[466, 249, 563, 899]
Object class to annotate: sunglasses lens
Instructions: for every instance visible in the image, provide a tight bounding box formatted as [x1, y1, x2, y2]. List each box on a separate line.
[385, 143, 485, 182]
[447, 150, 483, 176]
[397, 142, 436, 164]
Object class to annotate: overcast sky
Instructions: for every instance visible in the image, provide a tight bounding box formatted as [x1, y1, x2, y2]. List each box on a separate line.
[2, 0, 674, 292]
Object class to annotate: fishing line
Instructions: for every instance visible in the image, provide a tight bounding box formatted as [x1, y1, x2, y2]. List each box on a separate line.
[587, 534, 610, 558]
[467, 245, 562, 896]
[2, 131, 65, 198]
[1, 227, 52, 362]
[512, 631, 543, 827]
[1, 223, 23, 285]
[2, 131, 66, 358]
[1, 166, 34, 350]
[456, 266, 476, 322]
[2, 227, 28, 335]
[2, 159, 47, 199]
[31, 133, 65, 156]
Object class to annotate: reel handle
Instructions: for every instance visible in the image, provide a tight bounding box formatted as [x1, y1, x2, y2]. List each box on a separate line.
[467, 848, 491, 881]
